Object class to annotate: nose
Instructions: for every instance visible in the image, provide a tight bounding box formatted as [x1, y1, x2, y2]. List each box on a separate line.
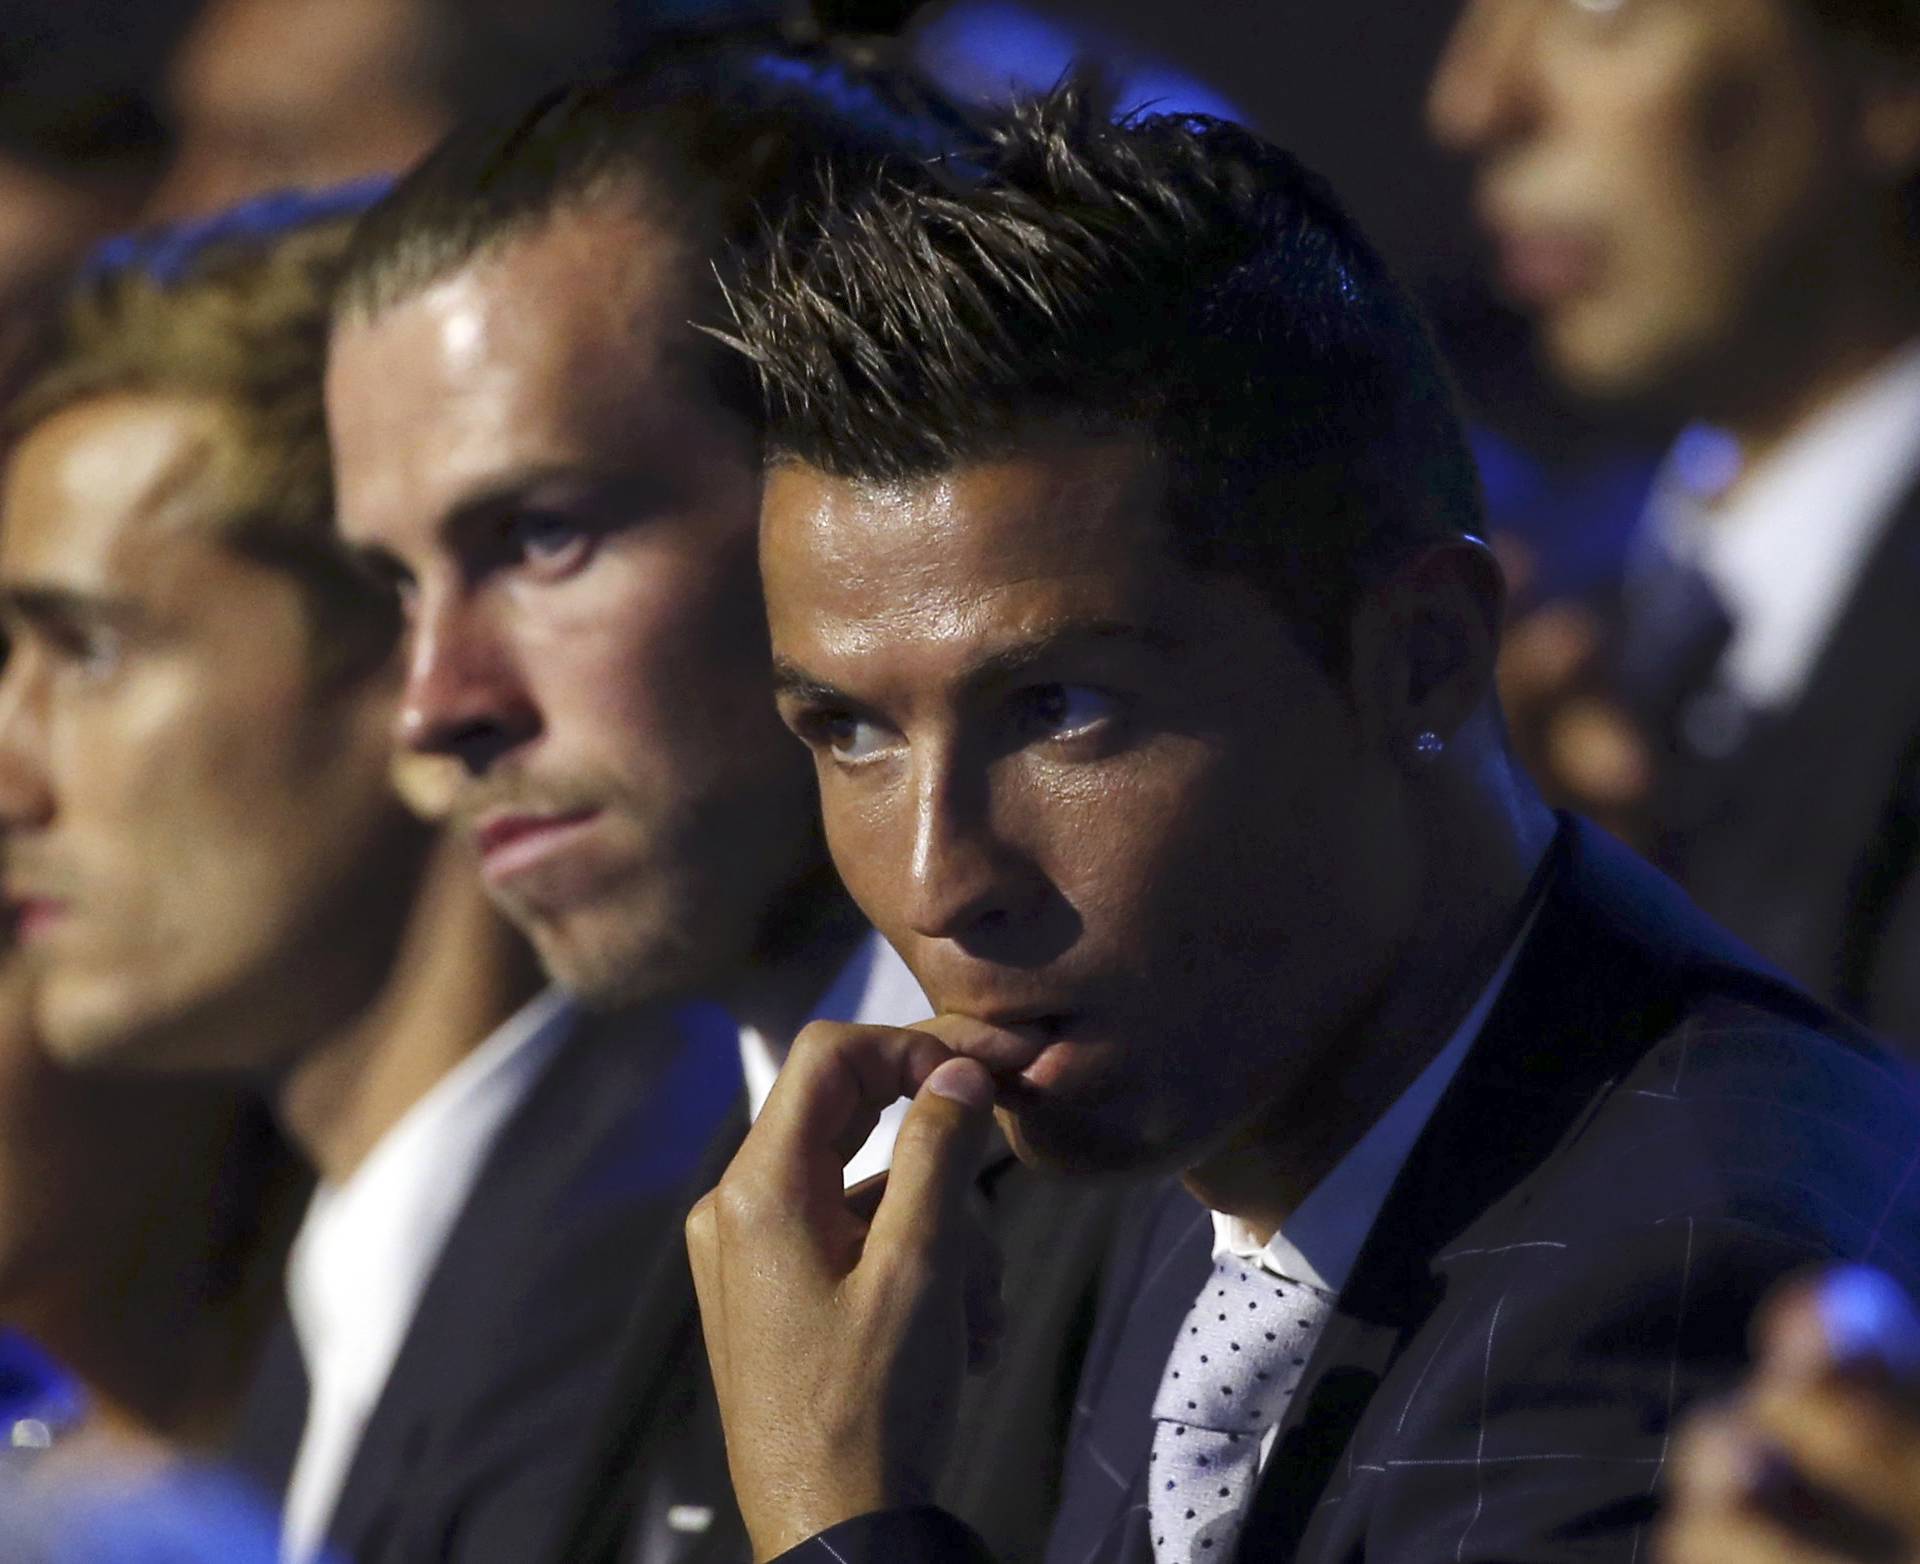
[0, 650, 55, 832]
[902, 749, 1046, 946]
[1428, 0, 1540, 155]
[397, 586, 540, 777]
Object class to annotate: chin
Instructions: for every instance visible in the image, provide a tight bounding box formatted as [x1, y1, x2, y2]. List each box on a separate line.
[995, 1090, 1190, 1180]
[1546, 303, 1714, 412]
[531, 902, 712, 1012]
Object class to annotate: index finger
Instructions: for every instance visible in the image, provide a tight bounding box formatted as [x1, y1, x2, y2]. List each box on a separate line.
[740, 1020, 955, 1211]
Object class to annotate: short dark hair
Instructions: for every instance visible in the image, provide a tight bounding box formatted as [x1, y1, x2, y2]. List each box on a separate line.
[335, 39, 984, 423]
[720, 80, 1484, 668]
[1801, 0, 1920, 54]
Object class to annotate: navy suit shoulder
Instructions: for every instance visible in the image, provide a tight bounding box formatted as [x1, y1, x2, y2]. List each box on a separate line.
[1294, 1014, 1917, 1563]
[1282, 824, 1920, 1564]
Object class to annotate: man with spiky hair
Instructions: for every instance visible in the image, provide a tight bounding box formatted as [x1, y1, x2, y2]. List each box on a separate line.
[686, 84, 1920, 1564]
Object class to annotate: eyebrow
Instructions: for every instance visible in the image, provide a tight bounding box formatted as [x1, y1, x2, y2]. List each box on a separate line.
[436, 465, 673, 541]
[771, 620, 1181, 706]
[0, 582, 145, 628]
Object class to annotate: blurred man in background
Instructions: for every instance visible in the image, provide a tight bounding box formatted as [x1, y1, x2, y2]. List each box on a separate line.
[147, 0, 632, 220]
[1429, 0, 1920, 1043]
[0, 1, 192, 398]
[0, 195, 707, 1564]
[327, 44, 1134, 1564]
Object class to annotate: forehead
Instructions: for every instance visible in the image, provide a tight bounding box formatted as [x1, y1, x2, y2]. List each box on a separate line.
[762, 438, 1195, 663]
[2, 393, 247, 588]
[328, 211, 700, 543]
[177, 0, 427, 117]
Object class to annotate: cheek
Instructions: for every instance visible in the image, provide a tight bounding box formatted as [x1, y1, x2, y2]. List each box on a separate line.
[527, 540, 786, 770]
[818, 765, 912, 928]
[49, 660, 347, 941]
[1613, 32, 1831, 279]
[1116, 739, 1404, 988]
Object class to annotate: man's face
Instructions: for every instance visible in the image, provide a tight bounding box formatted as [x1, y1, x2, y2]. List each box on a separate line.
[763, 436, 1420, 1175]
[0, 393, 422, 1070]
[1429, 0, 1911, 402]
[148, 0, 447, 220]
[328, 212, 821, 1005]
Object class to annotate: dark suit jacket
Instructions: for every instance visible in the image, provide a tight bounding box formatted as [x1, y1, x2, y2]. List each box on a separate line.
[777, 819, 1920, 1563]
[1644, 474, 1920, 1051]
[231, 999, 745, 1564]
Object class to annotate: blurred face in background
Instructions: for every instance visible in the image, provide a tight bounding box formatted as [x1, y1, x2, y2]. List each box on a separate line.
[1429, 0, 1920, 404]
[149, 0, 446, 219]
[0, 391, 421, 1071]
[329, 212, 823, 1006]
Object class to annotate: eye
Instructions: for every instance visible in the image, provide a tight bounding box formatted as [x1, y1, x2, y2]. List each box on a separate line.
[1557, 0, 1633, 26]
[1017, 683, 1118, 742]
[820, 713, 896, 766]
[505, 512, 595, 578]
[45, 622, 125, 684]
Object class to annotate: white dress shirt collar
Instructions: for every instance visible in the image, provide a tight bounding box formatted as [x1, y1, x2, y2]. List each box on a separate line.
[279, 987, 573, 1564]
[737, 929, 932, 1188]
[1648, 335, 1920, 711]
[1213, 903, 1538, 1296]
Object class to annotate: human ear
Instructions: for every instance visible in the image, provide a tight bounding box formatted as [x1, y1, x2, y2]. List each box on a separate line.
[1345, 536, 1505, 766]
[1847, 47, 1920, 180]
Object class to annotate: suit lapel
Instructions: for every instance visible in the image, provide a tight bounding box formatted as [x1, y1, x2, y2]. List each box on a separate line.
[323, 1001, 738, 1564]
[1674, 478, 1920, 1009]
[549, 1093, 748, 1564]
[228, 1316, 308, 1500]
[1042, 1182, 1213, 1564]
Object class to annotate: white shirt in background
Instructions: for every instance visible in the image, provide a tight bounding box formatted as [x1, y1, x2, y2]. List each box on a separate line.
[278, 989, 573, 1564]
[739, 928, 933, 1188]
[1648, 335, 1920, 713]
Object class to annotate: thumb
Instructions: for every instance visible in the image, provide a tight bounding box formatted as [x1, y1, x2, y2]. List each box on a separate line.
[865, 1058, 996, 1263]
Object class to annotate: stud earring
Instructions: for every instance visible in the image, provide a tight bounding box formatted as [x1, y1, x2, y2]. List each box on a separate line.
[1414, 730, 1445, 760]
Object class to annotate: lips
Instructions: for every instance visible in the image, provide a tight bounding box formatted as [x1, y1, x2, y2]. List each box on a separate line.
[4, 893, 68, 943]
[1490, 225, 1604, 306]
[472, 807, 602, 884]
[929, 1009, 1079, 1081]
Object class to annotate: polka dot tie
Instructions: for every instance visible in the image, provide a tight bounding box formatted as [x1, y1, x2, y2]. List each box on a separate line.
[1146, 1258, 1337, 1563]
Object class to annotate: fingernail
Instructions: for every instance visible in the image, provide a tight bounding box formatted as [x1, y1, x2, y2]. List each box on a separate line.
[925, 1057, 994, 1110]
[1816, 1266, 1920, 1377]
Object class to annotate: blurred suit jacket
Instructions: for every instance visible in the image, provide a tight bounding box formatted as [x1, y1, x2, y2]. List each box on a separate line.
[234, 1002, 1134, 1564]
[1641, 476, 1920, 1050]
[770, 819, 1920, 1564]
[231, 1001, 738, 1563]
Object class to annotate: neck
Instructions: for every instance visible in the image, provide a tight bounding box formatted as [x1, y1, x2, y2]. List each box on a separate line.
[276, 832, 545, 1184]
[6, 1120, 304, 1455]
[1705, 256, 1920, 476]
[1185, 771, 1557, 1245]
[726, 868, 870, 1050]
